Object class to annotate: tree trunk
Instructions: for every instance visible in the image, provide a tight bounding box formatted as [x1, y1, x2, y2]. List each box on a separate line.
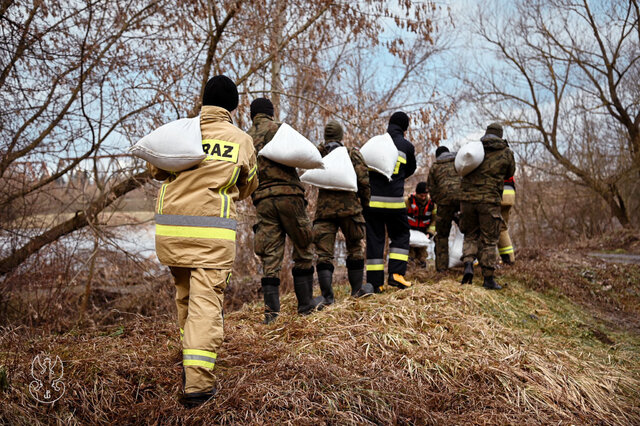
[270, 0, 285, 119]
[0, 171, 149, 276]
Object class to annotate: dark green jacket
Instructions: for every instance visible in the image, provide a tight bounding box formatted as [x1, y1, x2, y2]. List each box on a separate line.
[426, 151, 461, 206]
[247, 113, 305, 204]
[460, 135, 516, 204]
[315, 141, 370, 219]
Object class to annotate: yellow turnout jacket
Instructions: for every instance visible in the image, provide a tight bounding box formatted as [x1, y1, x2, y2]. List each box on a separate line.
[149, 106, 258, 268]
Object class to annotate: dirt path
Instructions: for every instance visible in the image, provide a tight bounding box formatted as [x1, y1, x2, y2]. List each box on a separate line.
[587, 252, 640, 264]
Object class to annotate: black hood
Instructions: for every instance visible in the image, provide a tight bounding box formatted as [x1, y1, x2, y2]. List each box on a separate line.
[387, 123, 405, 138]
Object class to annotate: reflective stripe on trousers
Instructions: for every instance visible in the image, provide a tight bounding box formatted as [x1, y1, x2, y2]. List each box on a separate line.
[183, 349, 217, 370]
[366, 258, 384, 271]
[389, 247, 409, 262]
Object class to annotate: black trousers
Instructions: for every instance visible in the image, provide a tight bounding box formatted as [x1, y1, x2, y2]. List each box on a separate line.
[363, 207, 410, 288]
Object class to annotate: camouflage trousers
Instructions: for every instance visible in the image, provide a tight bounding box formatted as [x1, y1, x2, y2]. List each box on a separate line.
[460, 202, 502, 277]
[434, 203, 459, 271]
[409, 246, 427, 265]
[254, 196, 314, 277]
[313, 214, 366, 267]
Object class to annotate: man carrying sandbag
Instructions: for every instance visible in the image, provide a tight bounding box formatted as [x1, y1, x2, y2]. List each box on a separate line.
[364, 111, 417, 292]
[459, 123, 515, 290]
[427, 146, 461, 272]
[148, 76, 258, 407]
[248, 98, 325, 324]
[313, 121, 372, 303]
[405, 182, 436, 268]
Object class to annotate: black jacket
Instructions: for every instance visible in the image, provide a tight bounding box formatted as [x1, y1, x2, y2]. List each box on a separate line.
[368, 123, 416, 207]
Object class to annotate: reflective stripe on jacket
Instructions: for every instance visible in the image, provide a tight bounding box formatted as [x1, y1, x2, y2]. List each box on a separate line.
[151, 106, 258, 268]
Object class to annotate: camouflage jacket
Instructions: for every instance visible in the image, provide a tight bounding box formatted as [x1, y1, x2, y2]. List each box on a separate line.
[426, 151, 461, 205]
[247, 113, 305, 204]
[315, 141, 370, 219]
[460, 135, 516, 204]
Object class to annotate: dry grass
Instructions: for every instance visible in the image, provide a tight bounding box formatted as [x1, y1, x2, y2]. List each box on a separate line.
[501, 247, 640, 333]
[1, 269, 639, 425]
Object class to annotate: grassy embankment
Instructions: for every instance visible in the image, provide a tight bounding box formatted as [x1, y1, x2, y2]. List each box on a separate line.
[1, 258, 639, 425]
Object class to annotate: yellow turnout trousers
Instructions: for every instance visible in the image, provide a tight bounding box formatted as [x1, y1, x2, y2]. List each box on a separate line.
[170, 267, 229, 394]
[498, 205, 515, 263]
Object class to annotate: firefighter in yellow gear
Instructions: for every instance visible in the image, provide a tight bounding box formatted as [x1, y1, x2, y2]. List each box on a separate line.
[148, 76, 258, 407]
[498, 176, 516, 264]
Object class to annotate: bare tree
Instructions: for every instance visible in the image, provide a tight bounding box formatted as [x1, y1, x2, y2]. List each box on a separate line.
[0, 1, 182, 275]
[0, 0, 454, 279]
[462, 0, 640, 227]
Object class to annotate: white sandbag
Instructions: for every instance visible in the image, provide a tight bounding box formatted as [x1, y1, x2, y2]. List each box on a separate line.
[130, 117, 205, 173]
[360, 133, 398, 180]
[448, 222, 464, 268]
[455, 141, 484, 176]
[258, 123, 323, 169]
[299, 146, 357, 192]
[410, 230, 430, 248]
[426, 239, 435, 260]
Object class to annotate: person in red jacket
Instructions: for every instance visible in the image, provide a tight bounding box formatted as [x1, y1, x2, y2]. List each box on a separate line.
[405, 182, 435, 267]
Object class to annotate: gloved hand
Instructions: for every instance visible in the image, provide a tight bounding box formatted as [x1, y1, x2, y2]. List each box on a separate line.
[453, 211, 461, 225]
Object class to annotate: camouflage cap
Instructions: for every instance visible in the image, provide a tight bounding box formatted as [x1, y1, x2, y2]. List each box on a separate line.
[324, 120, 343, 141]
[485, 122, 503, 138]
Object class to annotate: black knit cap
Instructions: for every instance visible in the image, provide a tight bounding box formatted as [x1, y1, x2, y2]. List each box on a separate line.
[435, 146, 449, 157]
[202, 75, 239, 112]
[389, 111, 409, 131]
[485, 122, 503, 138]
[324, 120, 343, 141]
[416, 182, 428, 194]
[250, 98, 274, 119]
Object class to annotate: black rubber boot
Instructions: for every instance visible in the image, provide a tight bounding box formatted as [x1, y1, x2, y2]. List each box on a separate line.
[483, 276, 502, 290]
[347, 258, 372, 297]
[461, 261, 474, 284]
[262, 277, 280, 324]
[179, 388, 217, 408]
[317, 263, 335, 305]
[500, 254, 513, 265]
[293, 267, 326, 315]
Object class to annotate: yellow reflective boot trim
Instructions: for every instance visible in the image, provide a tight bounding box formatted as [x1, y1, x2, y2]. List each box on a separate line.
[389, 253, 409, 261]
[156, 224, 236, 240]
[183, 349, 217, 369]
[503, 189, 515, 196]
[499, 246, 514, 254]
